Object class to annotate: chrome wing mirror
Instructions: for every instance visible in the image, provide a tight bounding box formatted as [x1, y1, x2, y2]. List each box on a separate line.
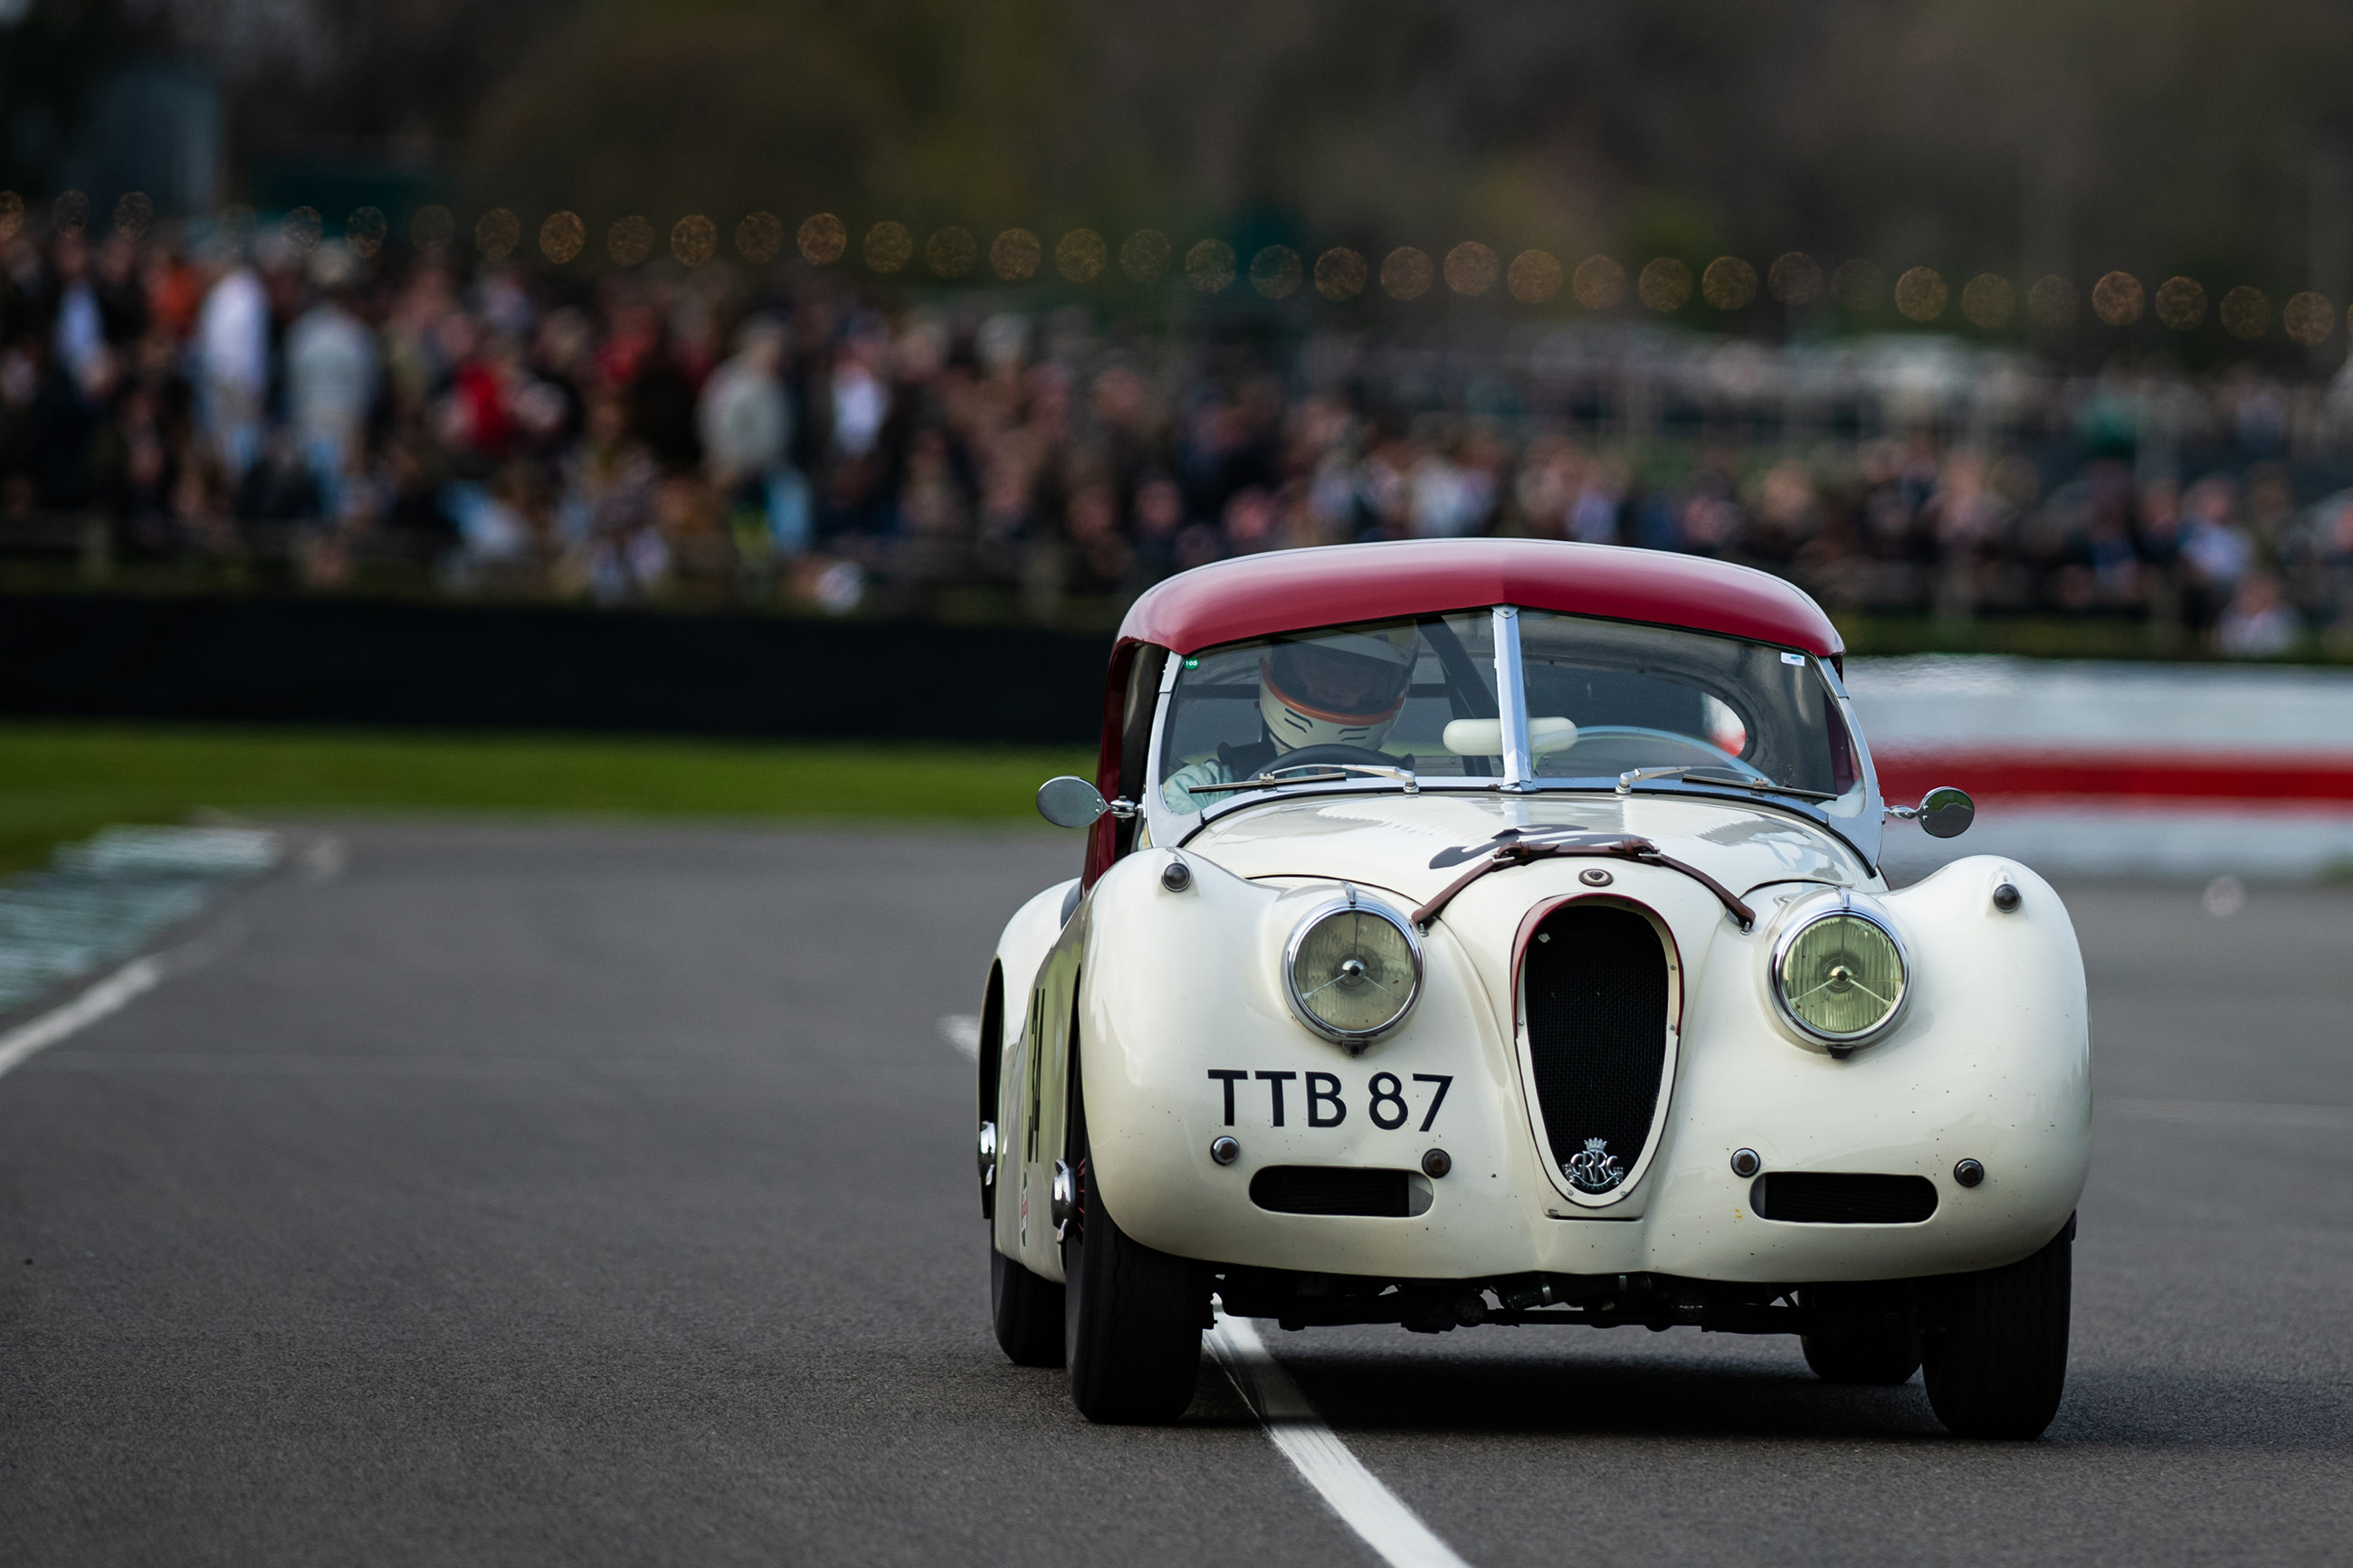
[1036, 776, 1138, 829]
[1886, 784, 1975, 839]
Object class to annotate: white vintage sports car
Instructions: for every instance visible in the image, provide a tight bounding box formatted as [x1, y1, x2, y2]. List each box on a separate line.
[979, 538, 2088, 1439]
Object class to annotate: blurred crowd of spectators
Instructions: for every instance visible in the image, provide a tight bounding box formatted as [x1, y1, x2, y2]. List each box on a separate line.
[7, 214, 2353, 658]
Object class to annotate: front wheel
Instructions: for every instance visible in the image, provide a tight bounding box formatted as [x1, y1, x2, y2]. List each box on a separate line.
[991, 1245, 1064, 1367]
[1062, 1135, 1207, 1423]
[1922, 1220, 2072, 1439]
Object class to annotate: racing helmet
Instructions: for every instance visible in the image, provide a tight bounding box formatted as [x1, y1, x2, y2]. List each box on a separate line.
[1258, 625, 1419, 754]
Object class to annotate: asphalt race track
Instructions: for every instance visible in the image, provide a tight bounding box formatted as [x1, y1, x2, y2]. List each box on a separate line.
[1, 822, 2347, 1565]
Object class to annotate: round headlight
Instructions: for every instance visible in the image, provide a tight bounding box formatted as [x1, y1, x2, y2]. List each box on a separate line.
[1773, 905, 1908, 1043]
[1284, 895, 1422, 1048]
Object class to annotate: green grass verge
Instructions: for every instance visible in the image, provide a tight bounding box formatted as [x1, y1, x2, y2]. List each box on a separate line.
[0, 723, 1096, 877]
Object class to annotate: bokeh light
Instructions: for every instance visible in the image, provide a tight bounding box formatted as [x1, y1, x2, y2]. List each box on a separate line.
[0, 192, 24, 240]
[1443, 241, 1499, 297]
[671, 214, 718, 266]
[2028, 274, 2078, 327]
[862, 221, 912, 274]
[1314, 247, 1367, 300]
[925, 225, 976, 278]
[1251, 244, 1302, 299]
[1768, 252, 1823, 306]
[1186, 238, 1236, 292]
[2284, 290, 2335, 345]
[2220, 286, 2269, 339]
[1571, 254, 1626, 309]
[798, 213, 847, 265]
[1507, 250, 1561, 304]
[1637, 257, 1691, 312]
[1960, 273, 2014, 328]
[992, 228, 1041, 281]
[536, 211, 582, 264]
[1701, 255, 1757, 309]
[1381, 246, 1434, 300]
[481, 208, 526, 261]
[2154, 276, 2206, 330]
[606, 214, 653, 267]
[347, 206, 387, 260]
[52, 191, 88, 233]
[1893, 266, 1948, 322]
[282, 206, 324, 256]
[735, 211, 783, 263]
[2091, 271, 2143, 326]
[1121, 230, 1171, 281]
[409, 204, 454, 255]
[1055, 229, 1106, 282]
[113, 192, 155, 241]
[1831, 260, 1883, 312]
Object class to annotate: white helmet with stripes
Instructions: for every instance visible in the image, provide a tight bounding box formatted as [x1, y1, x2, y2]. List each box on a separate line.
[1257, 625, 1419, 754]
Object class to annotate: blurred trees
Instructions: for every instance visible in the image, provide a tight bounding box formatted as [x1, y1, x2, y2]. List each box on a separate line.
[71, 0, 2353, 291]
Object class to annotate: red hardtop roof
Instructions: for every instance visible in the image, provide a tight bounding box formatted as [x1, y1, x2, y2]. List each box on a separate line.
[1117, 538, 1843, 658]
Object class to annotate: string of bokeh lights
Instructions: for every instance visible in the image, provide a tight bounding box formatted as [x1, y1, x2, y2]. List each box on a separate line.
[7, 188, 2348, 347]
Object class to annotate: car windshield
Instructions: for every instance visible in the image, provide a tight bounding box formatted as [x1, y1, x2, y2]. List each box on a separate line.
[1157, 613, 1500, 813]
[1519, 610, 1861, 807]
[1157, 605, 1863, 818]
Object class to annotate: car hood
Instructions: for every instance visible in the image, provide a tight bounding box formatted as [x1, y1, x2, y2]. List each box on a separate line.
[1179, 790, 1873, 903]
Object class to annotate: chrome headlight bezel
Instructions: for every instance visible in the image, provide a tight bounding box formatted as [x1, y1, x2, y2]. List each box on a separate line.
[1768, 893, 1911, 1047]
[1281, 890, 1424, 1050]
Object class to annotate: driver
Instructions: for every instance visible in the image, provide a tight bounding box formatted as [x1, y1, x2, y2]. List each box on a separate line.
[1163, 626, 1419, 812]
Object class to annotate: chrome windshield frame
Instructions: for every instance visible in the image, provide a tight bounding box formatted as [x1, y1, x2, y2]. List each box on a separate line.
[1148, 603, 1884, 869]
[1492, 603, 1533, 790]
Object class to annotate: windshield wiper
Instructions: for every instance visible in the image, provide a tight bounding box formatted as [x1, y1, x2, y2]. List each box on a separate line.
[1186, 763, 1421, 796]
[1615, 765, 1838, 803]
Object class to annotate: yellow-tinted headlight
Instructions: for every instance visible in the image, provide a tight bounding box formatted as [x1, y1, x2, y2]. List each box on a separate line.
[1775, 909, 1907, 1041]
[1285, 898, 1421, 1046]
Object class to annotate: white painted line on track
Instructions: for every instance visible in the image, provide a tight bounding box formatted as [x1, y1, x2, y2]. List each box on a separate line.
[0, 955, 169, 1081]
[1209, 1310, 1475, 1568]
[938, 1014, 981, 1060]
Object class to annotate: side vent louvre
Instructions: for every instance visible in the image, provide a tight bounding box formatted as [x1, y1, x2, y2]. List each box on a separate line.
[1249, 1166, 1428, 1218]
[1751, 1172, 1939, 1224]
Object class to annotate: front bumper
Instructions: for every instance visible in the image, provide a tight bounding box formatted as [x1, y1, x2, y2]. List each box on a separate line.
[1077, 849, 2091, 1287]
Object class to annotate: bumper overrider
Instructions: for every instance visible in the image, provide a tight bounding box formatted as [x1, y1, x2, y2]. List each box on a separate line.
[1077, 845, 2090, 1302]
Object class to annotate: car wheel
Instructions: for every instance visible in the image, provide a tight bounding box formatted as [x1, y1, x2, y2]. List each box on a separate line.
[1922, 1221, 2072, 1440]
[1062, 1131, 1206, 1423]
[1802, 1324, 1921, 1384]
[991, 1245, 1065, 1367]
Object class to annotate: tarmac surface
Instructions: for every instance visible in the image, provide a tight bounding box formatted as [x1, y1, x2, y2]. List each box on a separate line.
[0, 822, 2347, 1566]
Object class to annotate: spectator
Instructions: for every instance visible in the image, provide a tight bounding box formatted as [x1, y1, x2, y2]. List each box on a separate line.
[192, 244, 269, 480]
[697, 315, 807, 557]
[282, 243, 379, 518]
[2217, 573, 2300, 657]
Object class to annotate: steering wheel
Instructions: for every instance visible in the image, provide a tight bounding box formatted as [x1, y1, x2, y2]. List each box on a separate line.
[1268, 743, 1405, 770]
[1552, 725, 1770, 781]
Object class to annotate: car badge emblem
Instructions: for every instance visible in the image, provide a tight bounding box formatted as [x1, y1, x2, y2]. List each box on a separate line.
[1564, 1136, 1624, 1192]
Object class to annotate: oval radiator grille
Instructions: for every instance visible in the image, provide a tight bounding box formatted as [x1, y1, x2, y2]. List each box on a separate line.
[1522, 903, 1672, 1194]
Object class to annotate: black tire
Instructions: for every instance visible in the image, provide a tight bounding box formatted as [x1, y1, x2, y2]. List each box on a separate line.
[1062, 1135, 1206, 1423]
[1802, 1324, 1921, 1385]
[991, 1245, 1065, 1367]
[1922, 1221, 2072, 1440]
